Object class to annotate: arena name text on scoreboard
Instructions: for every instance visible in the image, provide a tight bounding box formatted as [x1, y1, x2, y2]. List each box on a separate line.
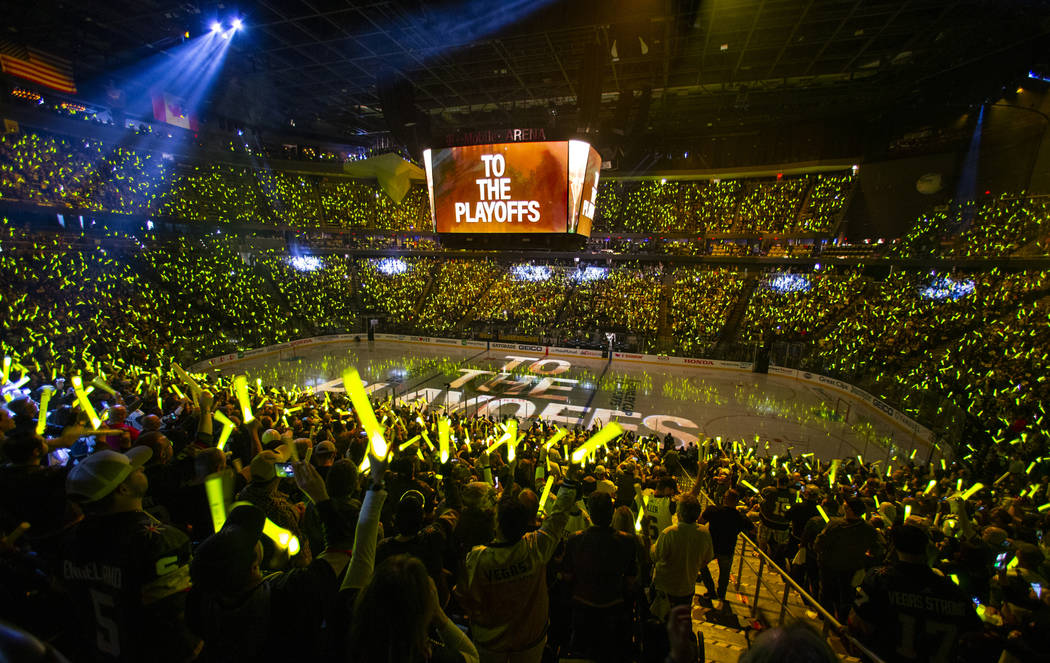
[423, 140, 601, 236]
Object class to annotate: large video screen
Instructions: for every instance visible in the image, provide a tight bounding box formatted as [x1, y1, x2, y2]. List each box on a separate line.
[423, 140, 599, 236]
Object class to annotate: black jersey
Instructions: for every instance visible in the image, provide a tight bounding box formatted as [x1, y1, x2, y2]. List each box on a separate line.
[59, 510, 197, 662]
[853, 561, 983, 663]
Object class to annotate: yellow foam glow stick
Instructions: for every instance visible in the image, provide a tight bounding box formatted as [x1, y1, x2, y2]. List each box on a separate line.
[439, 418, 450, 463]
[909, 448, 917, 460]
[344, 367, 388, 458]
[35, 386, 55, 435]
[256, 377, 263, 395]
[233, 375, 254, 424]
[170, 384, 186, 400]
[489, 431, 511, 453]
[950, 573, 960, 585]
[506, 420, 517, 462]
[635, 494, 649, 532]
[399, 435, 421, 452]
[172, 362, 201, 396]
[1027, 461, 1037, 475]
[960, 482, 985, 500]
[537, 476, 555, 515]
[90, 377, 117, 396]
[71, 375, 101, 429]
[817, 505, 830, 522]
[421, 429, 435, 451]
[923, 479, 937, 495]
[571, 422, 624, 464]
[873, 495, 880, 508]
[994, 471, 1011, 486]
[904, 504, 912, 520]
[213, 411, 237, 451]
[829, 459, 840, 488]
[359, 455, 370, 473]
[956, 478, 964, 492]
[1038, 503, 1050, 513]
[544, 427, 568, 450]
[740, 479, 760, 494]
[205, 473, 227, 533]
[1, 356, 10, 384]
[262, 517, 300, 555]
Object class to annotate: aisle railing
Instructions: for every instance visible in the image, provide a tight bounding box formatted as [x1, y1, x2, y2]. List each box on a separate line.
[691, 481, 887, 663]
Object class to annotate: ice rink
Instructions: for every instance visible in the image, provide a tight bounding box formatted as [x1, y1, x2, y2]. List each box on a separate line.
[204, 340, 936, 464]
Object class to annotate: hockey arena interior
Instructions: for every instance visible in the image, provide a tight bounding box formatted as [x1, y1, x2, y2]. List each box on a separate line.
[1, 2, 1050, 662]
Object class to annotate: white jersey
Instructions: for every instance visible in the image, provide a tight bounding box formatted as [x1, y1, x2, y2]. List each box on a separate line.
[644, 494, 675, 541]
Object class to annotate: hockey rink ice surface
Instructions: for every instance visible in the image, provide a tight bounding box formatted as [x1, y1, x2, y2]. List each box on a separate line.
[208, 340, 934, 463]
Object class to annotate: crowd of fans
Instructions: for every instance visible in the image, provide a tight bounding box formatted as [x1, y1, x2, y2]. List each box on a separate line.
[560, 266, 663, 343]
[810, 269, 1050, 430]
[891, 194, 1050, 259]
[668, 267, 748, 356]
[1, 225, 1047, 452]
[589, 175, 854, 236]
[2, 127, 865, 238]
[738, 268, 864, 346]
[0, 337, 1047, 662]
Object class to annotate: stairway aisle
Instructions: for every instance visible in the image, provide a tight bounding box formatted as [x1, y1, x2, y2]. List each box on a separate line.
[690, 538, 863, 663]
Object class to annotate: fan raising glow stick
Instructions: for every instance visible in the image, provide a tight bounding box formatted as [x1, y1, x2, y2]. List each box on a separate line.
[829, 459, 840, 488]
[544, 427, 568, 450]
[571, 422, 624, 464]
[439, 418, 451, 463]
[262, 516, 300, 555]
[205, 473, 227, 533]
[399, 435, 421, 452]
[635, 493, 649, 532]
[213, 410, 237, 451]
[537, 476, 555, 515]
[343, 367, 388, 458]
[35, 386, 55, 435]
[90, 377, 117, 396]
[233, 375, 254, 424]
[505, 420, 517, 462]
[172, 363, 202, 399]
[71, 375, 101, 429]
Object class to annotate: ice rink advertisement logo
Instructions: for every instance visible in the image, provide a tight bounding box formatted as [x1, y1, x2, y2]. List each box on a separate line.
[313, 354, 701, 445]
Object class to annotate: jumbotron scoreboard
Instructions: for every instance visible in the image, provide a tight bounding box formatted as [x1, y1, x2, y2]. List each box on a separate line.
[423, 140, 601, 237]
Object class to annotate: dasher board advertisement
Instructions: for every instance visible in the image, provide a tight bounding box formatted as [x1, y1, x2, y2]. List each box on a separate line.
[423, 140, 599, 236]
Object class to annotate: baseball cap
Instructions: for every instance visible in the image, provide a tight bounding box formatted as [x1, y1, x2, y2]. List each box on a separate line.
[395, 490, 425, 535]
[314, 440, 337, 457]
[249, 446, 290, 482]
[190, 504, 266, 594]
[66, 447, 152, 502]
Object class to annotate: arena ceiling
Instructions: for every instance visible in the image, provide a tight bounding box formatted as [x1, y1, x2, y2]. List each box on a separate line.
[7, 0, 1050, 147]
